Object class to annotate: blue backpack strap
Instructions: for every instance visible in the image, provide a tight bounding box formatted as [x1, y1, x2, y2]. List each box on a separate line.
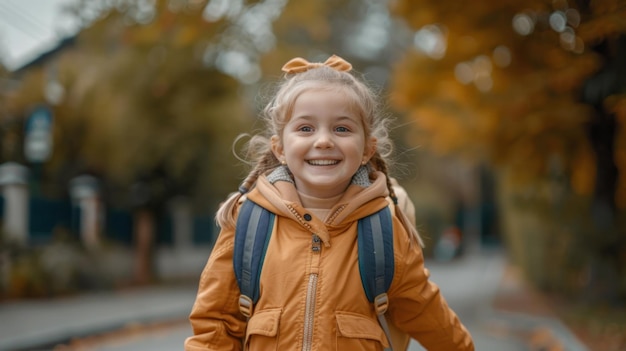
[358, 206, 395, 350]
[233, 199, 275, 318]
[358, 206, 395, 302]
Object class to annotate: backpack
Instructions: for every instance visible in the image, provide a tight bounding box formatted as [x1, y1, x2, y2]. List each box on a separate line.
[233, 199, 410, 351]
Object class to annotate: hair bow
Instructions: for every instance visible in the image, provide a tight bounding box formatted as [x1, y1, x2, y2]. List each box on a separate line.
[281, 54, 352, 74]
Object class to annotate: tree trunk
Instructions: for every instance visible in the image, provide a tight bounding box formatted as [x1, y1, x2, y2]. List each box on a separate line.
[580, 33, 625, 302]
[133, 208, 155, 285]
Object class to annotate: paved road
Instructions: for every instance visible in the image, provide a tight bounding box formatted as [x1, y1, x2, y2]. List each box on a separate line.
[409, 250, 526, 350]
[55, 250, 527, 351]
[0, 285, 197, 351]
[2, 242, 591, 351]
[65, 321, 193, 351]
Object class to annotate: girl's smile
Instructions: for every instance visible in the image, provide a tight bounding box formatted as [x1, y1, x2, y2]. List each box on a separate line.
[307, 159, 339, 166]
[271, 87, 376, 199]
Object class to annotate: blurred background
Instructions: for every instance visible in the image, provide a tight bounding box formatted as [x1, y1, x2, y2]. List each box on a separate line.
[0, 0, 625, 350]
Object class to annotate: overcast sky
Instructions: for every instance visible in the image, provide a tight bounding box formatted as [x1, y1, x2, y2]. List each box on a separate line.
[0, 0, 80, 71]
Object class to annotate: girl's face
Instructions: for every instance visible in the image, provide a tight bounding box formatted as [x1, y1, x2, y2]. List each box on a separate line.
[271, 88, 376, 199]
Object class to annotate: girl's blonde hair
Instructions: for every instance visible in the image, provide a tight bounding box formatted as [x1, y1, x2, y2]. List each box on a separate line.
[216, 55, 421, 245]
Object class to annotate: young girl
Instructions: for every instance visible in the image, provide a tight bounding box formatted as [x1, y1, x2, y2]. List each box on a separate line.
[185, 54, 474, 351]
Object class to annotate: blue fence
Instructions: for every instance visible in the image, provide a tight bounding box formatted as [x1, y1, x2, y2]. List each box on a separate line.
[0, 194, 214, 246]
[194, 216, 216, 245]
[28, 196, 73, 245]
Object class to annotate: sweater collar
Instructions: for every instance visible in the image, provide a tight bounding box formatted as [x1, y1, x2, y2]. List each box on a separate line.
[265, 164, 372, 188]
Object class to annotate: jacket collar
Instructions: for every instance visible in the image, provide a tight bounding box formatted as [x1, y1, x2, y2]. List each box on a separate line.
[246, 166, 390, 229]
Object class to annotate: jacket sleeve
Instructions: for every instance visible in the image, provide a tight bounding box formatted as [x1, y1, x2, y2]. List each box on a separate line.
[184, 225, 247, 351]
[387, 219, 475, 351]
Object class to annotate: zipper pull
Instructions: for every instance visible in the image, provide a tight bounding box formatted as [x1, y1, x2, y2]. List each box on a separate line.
[312, 234, 321, 252]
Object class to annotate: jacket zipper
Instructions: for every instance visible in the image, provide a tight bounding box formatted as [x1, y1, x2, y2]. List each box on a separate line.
[302, 234, 322, 351]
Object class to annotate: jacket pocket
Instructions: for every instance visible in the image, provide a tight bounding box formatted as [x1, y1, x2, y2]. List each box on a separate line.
[335, 311, 388, 350]
[245, 308, 282, 350]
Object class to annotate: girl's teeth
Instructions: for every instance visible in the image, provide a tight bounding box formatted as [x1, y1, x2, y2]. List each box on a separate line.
[308, 160, 338, 166]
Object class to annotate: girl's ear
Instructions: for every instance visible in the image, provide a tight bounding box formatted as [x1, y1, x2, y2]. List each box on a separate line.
[363, 136, 377, 164]
[270, 135, 284, 161]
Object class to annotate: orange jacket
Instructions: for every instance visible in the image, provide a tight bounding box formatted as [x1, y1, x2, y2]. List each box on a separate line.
[185, 171, 474, 351]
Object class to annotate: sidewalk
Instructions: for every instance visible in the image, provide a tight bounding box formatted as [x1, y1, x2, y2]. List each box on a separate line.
[486, 264, 590, 351]
[0, 284, 198, 351]
[409, 249, 588, 351]
[0, 249, 589, 351]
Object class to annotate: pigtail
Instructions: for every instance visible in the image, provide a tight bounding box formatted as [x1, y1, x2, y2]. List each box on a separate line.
[369, 153, 398, 204]
[215, 149, 280, 229]
[215, 191, 243, 230]
[369, 153, 424, 248]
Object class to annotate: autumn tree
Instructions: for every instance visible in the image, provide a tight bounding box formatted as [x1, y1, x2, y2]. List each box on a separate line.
[389, 0, 626, 299]
[0, 63, 18, 161]
[6, 0, 257, 283]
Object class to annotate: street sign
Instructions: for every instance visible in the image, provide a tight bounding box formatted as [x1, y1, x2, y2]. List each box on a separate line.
[24, 105, 53, 163]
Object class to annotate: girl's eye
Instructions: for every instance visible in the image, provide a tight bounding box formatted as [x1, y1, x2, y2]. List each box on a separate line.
[298, 126, 313, 132]
[335, 126, 350, 133]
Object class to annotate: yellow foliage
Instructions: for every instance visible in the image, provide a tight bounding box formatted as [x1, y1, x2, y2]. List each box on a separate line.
[578, 9, 626, 42]
[389, 0, 626, 192]
[605, 94, 626, 125]
[274, 1, 332, 41]
[174, 24, 199, 47]
[548, 54, 601, 92]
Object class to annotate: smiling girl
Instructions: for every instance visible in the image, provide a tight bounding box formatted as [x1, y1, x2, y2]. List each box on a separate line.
[185, 55, 474, 351]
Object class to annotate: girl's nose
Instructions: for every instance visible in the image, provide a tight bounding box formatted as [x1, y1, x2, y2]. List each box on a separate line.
[314, 132, 334, 149]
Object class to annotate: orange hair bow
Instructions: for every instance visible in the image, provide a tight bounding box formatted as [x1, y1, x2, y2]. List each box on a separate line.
[281, 54, 352, 74]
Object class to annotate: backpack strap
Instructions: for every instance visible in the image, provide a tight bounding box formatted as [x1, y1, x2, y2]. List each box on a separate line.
[233, 199, 275, 318]
[358, 206, 396, 351]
